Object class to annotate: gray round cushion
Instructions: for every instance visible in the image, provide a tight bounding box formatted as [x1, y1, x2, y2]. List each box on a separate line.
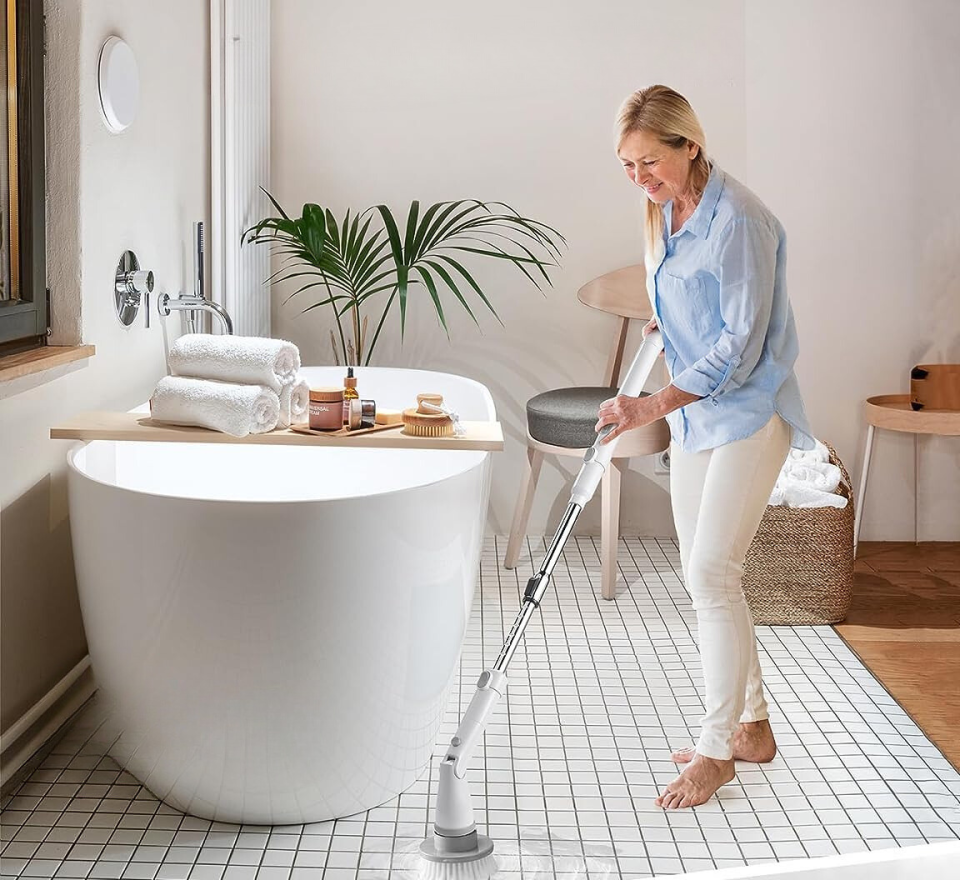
[528, 386, 650, 448]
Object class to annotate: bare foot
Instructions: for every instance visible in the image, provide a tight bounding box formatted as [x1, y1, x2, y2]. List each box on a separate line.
[656, 754, 736, 809]
[670, 720, 777, 765]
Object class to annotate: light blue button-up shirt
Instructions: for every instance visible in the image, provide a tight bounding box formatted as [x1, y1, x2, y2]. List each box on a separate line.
[645, 163, 814, 453]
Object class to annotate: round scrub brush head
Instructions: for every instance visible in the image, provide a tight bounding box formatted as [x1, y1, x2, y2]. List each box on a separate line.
[417, 833, 497, 880]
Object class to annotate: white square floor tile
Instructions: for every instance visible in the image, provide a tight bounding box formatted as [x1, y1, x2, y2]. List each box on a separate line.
[3, 537, 959, 880]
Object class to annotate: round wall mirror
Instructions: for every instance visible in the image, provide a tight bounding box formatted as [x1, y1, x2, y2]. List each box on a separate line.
[98, 36, 140, 133]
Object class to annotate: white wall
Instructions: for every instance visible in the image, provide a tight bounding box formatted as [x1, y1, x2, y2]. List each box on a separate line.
[0, 0, 208, 731]
[271, 0, 960, 541]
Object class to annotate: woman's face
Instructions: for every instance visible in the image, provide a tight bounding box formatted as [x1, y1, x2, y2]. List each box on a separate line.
[618, 129, 699, 205]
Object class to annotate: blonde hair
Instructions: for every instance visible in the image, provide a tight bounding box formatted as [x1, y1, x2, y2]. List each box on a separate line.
[615, 85, 711, 259]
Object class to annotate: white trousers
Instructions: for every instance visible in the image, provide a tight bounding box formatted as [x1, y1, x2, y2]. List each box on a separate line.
[669, 415, 790, 760]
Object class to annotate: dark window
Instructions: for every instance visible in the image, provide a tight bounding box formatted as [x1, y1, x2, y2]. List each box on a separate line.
[0, 0, 46, 354]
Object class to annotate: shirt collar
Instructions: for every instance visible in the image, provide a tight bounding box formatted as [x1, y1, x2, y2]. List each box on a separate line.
[673, 162, 724, 240]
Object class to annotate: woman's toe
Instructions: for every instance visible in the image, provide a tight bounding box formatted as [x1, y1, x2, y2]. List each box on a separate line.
[657, 786, 678, 810]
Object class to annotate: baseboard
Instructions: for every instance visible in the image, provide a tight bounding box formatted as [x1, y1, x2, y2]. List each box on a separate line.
[1, 657, 97, 794]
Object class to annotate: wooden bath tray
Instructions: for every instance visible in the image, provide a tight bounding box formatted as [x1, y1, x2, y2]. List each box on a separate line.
[288, 422, 404, 439]
[50, 411, 504, 451]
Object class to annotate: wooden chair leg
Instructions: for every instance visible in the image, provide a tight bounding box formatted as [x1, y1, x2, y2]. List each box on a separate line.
[504, 445, 544, 569]
[600, 458, 623, 600]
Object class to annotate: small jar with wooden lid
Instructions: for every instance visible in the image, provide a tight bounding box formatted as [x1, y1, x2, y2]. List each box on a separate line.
[309, 387, 344, 431]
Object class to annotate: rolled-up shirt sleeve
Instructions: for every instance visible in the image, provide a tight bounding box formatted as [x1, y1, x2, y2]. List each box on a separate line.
[671, 218, 777, 401]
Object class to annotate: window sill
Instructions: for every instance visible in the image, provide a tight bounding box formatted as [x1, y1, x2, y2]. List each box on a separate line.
[0, 344, 96, 384]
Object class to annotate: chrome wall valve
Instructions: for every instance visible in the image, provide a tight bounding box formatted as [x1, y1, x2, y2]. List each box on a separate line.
[114, 250, 154, 327]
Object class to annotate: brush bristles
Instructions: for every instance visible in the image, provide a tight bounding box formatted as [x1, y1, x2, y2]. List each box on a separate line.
[401, 408, 455, 437]
[403, 422, 454, 437]
[418, 853, 498, 880]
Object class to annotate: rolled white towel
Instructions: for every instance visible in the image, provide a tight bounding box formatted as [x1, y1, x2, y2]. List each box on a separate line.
[770, 481, 849, 509]
[786, 438, 830, 465]
[150, 375, 280, 437]
[168, 333, 300, 393]
[278, 376, 310, 428]
[781, 460, 842, 494]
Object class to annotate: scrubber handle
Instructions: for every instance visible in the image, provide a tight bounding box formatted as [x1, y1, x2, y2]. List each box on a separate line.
[442, 668, 506, 779]
[617, 328, 664, 397]
[570, 330, 663, 506]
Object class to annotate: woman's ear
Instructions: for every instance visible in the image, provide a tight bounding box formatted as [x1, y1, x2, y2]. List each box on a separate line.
[687, 140, 700, 160]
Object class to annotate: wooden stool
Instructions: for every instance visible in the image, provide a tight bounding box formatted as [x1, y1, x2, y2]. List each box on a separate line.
[855, 394, 960, 552]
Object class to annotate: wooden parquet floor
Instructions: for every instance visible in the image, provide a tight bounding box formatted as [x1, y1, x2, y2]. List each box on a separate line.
[835, 541, 960, 769]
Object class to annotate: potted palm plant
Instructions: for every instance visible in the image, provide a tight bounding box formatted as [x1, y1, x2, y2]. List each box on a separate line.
[243, 194, 565, 366]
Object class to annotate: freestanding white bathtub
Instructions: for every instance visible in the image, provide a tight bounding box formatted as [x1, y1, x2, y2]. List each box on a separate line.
[67, 367, 494, 824]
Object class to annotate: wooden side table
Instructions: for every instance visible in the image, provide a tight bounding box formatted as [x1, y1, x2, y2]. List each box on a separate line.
[856, 394, 960, 550]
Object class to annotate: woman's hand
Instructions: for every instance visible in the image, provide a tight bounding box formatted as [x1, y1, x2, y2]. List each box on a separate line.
[595, 384, 701, 445]
[595, 393, 663, 445]
[642, 316, 665, 357]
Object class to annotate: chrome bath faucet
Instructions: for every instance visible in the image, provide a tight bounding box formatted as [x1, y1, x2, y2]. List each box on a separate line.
[158, 222, 234, 335]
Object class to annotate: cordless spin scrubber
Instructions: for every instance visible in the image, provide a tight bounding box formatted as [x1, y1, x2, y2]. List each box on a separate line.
[418, 330, 665, 880]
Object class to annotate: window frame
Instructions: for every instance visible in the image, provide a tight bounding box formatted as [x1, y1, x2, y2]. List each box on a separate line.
[0, 0, 46, 354]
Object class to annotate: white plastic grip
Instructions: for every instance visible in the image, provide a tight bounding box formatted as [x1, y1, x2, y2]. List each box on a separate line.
[569, 331, 664, 508]
[618, 329, 664, 398]
[444, 669, 507, 778]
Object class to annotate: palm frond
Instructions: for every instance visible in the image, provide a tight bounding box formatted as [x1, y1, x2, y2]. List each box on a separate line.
[244, 192, 565, 364]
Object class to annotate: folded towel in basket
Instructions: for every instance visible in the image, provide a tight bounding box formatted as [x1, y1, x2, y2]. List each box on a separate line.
[785, 438, 830, 465]
[278, 376, 310, 428]
[769, 481, 849, 509]
[150, 375, 280, 437]
[168, 333, 300, 392]
[769, 440, 848, 509]
[781, 460, 842, 494]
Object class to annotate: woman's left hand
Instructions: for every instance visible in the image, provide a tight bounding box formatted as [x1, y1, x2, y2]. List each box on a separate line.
[595, 394, 662, 445]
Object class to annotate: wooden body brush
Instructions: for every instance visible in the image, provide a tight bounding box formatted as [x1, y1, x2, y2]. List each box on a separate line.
[402, 393, 455, 437]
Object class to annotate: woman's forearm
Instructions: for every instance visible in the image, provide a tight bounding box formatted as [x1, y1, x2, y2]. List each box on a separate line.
[650, 384, 702, 418]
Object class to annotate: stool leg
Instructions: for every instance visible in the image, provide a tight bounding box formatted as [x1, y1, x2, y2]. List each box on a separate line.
[600, 459, 623, 601]
[504, 445, 544, 569]
[914, 433, 919, 545]
[854, 424, 875, 555]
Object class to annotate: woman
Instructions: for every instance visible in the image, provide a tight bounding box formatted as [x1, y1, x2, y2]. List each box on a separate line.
[595, 85, 814, 810]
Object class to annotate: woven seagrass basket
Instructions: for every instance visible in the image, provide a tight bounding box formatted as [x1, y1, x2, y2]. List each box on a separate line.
[742, 443, 854, 625]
